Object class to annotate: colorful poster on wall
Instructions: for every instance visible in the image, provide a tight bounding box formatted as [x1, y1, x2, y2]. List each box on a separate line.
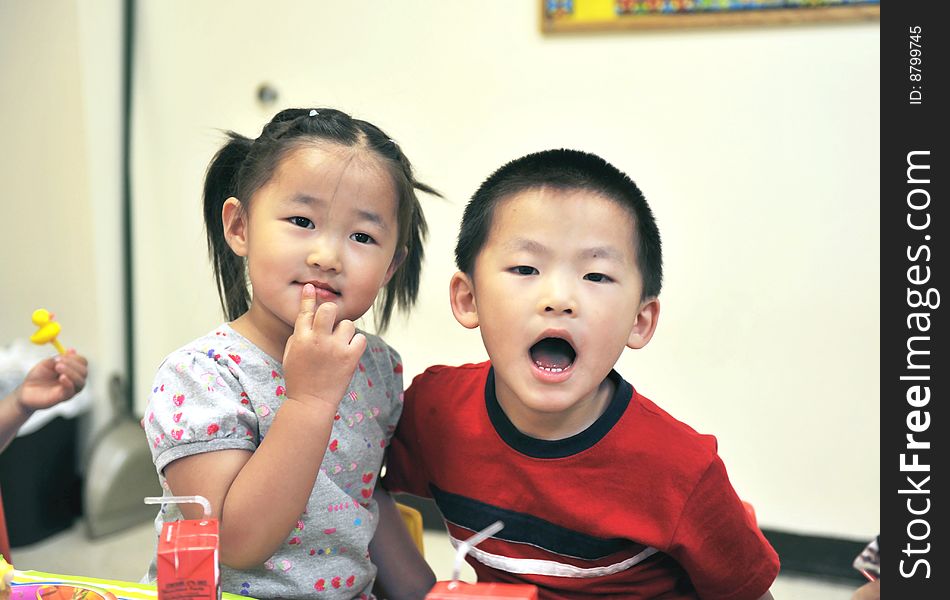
[541, 0, 880, 32]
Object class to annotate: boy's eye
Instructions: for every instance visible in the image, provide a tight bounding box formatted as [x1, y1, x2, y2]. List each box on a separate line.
[289, 216, 314, 229]
[584, 273, 612, 283]
[351, 232, 375, 244]
[512, 266, 538, 276]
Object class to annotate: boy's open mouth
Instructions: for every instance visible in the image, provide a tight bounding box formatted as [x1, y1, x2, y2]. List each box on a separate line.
[529, 337, 576, 373]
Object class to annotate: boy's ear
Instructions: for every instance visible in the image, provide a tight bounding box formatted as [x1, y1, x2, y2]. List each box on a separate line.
[449, 271, 479, 329]
[383, 246, 408, 286]
[222, 197, 249, 257]
[627, 297, 660, 350]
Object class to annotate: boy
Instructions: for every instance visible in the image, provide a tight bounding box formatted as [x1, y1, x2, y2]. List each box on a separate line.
[383, 149, 779, 599]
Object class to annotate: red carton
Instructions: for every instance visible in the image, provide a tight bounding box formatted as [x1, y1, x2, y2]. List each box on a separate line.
[156, 518, 220, 600]
[427, 521, 537, 599]
[426, 581, 538, 599]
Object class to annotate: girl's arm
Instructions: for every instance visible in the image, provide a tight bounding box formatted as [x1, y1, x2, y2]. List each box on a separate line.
[164, 286, 366, 569]
[370, 487, 435, 600]
[162, 401, 332, 568]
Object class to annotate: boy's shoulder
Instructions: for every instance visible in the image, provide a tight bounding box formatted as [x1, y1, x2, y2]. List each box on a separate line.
[404, 362, 490, 403]
[411, 361, 490, 385]
[627, 388, 719, 458]
[418, 361, 490, 376]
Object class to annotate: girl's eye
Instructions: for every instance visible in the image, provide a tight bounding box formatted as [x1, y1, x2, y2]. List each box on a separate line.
[351, 232, 375, 244]
[512, 266, 538, 276]
[289, 216, 314, 229]
[584, 273, 612, 283]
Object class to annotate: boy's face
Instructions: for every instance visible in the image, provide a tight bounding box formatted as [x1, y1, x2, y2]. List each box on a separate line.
[451, 188, 659, 436]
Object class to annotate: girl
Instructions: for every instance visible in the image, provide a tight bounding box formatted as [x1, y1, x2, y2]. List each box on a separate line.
[143, 108, 436, 599]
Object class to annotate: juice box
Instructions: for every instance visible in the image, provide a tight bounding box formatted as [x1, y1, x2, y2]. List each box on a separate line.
[156, 517, 219, 600]
[426, 581, 538, 599]
[146, 495, 219, 600]
[426, 521, 538, 600]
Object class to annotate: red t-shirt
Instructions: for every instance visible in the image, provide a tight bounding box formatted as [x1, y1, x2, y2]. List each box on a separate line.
[384, 362, 779, 600]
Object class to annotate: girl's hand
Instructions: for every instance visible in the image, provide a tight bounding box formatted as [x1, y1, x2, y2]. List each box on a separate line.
[282, 284, 367, 412]
[15, 349, 89, 413]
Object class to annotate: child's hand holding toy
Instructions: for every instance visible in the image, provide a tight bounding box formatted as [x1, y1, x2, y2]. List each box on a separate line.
[15, 347, 88, 413]
[22, 309, 88, 412]
[0, 309, 89, 452]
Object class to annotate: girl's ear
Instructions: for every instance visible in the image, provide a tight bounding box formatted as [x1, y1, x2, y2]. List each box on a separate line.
[222, 197, 249, 257]
[383, 246, 408, 285]
[449, 271, 479, 329]
[627, 297, 660, 350]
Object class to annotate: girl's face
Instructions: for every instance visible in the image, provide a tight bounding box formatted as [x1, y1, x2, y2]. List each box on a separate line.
[224, 144, 403, 343]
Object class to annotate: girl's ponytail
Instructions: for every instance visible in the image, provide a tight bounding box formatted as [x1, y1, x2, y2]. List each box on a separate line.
[203, 132, 253, 321]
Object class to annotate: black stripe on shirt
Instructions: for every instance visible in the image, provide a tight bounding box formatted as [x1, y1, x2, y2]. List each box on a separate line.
[430, 484, 642, 561]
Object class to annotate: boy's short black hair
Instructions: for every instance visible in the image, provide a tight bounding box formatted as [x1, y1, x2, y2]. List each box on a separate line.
[455, 148, 663, 299]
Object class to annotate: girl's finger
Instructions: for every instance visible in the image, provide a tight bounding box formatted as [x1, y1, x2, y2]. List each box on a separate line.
[313, 301, 338, 335]
[349, 332, 367, 354]
[333, 319, 357, 343]
[295, 284, 318, 331]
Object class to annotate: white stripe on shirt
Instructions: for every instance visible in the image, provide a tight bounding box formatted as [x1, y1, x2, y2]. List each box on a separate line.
[449, 534, 659, 579]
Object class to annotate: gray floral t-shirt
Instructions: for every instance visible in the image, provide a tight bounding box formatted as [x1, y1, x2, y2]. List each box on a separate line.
[142, 324, 404, 600]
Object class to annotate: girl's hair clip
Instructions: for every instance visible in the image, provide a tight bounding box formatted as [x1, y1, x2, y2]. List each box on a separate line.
[309, 109, 319, 117]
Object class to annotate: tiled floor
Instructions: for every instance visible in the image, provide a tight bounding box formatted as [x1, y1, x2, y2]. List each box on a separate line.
[10, 519, 858, 599]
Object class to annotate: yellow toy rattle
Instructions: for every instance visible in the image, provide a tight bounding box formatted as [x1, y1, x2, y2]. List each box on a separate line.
[30, 308, 67, 355]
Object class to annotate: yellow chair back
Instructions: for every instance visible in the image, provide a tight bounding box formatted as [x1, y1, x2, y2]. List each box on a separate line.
[396, 502, 424, 555]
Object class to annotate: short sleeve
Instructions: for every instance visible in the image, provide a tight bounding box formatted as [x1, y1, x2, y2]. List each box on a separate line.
[378, 343, 405, 442]
[143, 350, 260, 474]
[381, 369, 432, 498]
[669, 456, 780, 600]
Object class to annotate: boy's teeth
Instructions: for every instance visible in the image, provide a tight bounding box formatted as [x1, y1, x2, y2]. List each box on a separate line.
[530, 337, 576, 370]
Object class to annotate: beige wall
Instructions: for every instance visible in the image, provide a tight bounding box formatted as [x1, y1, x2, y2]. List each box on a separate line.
[5, 1, 878, 541]
[1, 0, 123, 436]
[1, 0, 93, 345]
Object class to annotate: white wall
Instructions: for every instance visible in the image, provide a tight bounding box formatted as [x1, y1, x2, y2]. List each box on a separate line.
[122, 1, 876, 541]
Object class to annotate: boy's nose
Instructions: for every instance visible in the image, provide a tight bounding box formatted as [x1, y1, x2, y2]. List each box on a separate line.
[539, 282, 577, 315]
[307, 239, 342, 273]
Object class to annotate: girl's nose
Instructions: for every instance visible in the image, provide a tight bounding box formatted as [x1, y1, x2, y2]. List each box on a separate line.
[307, 239, 342, 273]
